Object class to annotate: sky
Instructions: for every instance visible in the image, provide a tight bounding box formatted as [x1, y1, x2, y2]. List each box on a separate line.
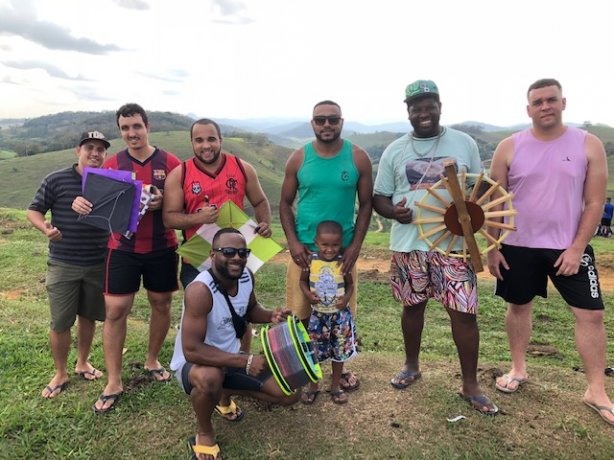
[0, 0, 612, 127]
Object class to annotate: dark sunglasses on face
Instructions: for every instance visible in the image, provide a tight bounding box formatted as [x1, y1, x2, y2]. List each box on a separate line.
[312, 116, 342, 126]
[214, 247, 251, 258]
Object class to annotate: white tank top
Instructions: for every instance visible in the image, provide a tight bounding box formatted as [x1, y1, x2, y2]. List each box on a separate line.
[170, 268, 252, 371]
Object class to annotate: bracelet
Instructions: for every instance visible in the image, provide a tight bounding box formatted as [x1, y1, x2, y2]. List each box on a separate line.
[245, 354, 254, 375]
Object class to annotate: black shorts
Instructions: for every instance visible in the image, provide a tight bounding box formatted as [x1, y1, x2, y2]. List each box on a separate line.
[495, 244, 604, 310]
[179, 361, 273, 395]
[179, 261, 200, 289]
[601, 218, 612, 227]
[104, 248, 178, 295]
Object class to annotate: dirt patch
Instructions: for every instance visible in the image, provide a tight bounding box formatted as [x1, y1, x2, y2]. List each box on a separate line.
[0, 290, 24, 300]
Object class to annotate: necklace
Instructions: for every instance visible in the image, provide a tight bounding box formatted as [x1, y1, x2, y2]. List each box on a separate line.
[409, 127, 444, 158]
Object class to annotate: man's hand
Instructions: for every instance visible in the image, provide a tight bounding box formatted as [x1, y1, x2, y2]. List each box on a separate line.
[43, 221, 62, 242]
[247, 354, 267, 376]
[195, 204, 219, 224]
[270, 308, 291, 325]
[393, 197, 413, 224]
[254, 222, 272, 238]
[147, 186, 163, 211]
[289, 241, 310, 270]
[554, 247, 583, 276]
[487, 248, 508, 280]
[72, 196, 93, 215]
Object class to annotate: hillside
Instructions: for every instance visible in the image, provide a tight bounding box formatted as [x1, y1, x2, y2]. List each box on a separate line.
[0, 131, 292, 211]
[0, 111, 195, 157]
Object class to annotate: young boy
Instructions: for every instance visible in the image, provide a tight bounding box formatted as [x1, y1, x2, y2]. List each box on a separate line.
[300, 221, 358, 404]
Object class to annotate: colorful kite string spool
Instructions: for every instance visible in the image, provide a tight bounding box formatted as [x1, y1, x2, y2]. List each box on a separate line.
[260, 316, 322, 395]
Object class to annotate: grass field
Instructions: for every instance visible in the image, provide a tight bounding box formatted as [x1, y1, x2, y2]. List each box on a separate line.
[0, 208, 613, 459]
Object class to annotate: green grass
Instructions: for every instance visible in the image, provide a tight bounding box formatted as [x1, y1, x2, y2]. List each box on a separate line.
[0, 149, 16, 160]
[1, 208, 613, 459]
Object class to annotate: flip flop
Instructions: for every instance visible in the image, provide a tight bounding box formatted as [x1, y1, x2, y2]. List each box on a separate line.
[390, 369, 422, 389]
[300, 389, 320, 405]
[145, 367, 172, 382]
[76, 368, 102, 381]
[331, 389, 348, 405]
[187, 435, 221, 460]
[93, 392, 122, 414]
[42, 381, 68, 399]
[459, 392, 499, 416]
[495, 374, 528, 394]
[583, 399, 614, 426]
[214, 399, 244, 422]
[339, 371, 360, 392]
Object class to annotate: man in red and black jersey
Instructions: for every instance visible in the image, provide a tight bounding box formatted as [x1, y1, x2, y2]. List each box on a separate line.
[163, 118, 272, 287]
[92, 103, 181, 413]
[163, 118, 271, 421]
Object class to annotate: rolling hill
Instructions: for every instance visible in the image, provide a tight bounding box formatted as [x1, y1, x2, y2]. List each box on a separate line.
[2, 111, 614, 211]
[0, 131, 292, 212]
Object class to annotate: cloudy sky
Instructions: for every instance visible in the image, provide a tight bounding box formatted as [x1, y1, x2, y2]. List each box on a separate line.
[0, 0, 612, 127]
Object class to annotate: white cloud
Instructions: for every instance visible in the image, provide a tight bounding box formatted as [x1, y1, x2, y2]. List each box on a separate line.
[0, 0, 122, 54]
[0, 0, 612, 127]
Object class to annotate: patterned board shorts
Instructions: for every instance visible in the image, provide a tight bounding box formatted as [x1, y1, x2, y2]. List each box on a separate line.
[308, 306, 357, 363]
[389, 250, 478, 314]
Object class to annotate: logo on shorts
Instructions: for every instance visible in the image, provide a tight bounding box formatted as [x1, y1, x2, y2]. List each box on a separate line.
[581, 253, 600, 299]
[153, 169, 166, 180]
[191, 181, 202, 194]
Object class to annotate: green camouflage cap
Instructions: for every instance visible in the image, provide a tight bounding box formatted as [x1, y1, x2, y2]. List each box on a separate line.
[404, 80, 439, 103]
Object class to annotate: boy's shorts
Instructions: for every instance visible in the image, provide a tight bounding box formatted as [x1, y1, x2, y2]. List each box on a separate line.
[308, 306, 357, 362]
[389, 250, 478, 314]
[105, 247, 178, 295]
[495, 244, 604, 309]
[46, 260, 105, 331]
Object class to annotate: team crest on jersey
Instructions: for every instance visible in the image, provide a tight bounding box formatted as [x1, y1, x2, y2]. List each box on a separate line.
[153, 169, 166, 180]
[191, 181, 202, 194]
[225, 177, 238, 194]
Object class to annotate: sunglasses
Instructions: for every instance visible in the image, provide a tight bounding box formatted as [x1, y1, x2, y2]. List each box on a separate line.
[312, 116, 342, 126]
[213, 247, 251, 258]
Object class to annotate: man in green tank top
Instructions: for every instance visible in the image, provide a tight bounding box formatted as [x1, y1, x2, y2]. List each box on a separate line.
[280, 100, 373, 395]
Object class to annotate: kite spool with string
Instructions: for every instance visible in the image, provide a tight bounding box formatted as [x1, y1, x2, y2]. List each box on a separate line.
[260, 316, 322, 395]
[413, 162, 517, 272]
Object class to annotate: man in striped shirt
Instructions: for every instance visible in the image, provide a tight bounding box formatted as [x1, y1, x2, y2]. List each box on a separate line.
[28, 130, 111, 398]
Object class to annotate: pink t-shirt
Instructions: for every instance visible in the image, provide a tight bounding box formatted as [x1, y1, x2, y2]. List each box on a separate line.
[504, 127, 587, 249]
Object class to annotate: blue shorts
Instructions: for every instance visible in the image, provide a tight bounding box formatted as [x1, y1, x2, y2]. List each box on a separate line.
[308, 306, 357, 363]
[177, 361, 273, 395]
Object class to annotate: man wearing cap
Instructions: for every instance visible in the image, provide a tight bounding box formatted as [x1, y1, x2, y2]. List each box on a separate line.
[373, 81, 498, 415]
[280, 100, 372, 399]
[27, 130, 111, 398]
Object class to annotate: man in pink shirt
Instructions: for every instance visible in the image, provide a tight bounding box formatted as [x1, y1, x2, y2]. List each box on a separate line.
[488, 78, 613, 427]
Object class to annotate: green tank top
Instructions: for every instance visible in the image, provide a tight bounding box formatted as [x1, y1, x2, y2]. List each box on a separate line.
[296, 140, 359, 250]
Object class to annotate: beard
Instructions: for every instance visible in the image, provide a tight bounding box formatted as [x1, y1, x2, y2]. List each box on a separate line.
[195, 147, 222, 165]
[315, 130, 341, 144]
[215, 261, 244, 281]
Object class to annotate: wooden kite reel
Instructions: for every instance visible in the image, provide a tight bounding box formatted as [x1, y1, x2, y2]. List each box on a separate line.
[413, 162, 517, 272]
